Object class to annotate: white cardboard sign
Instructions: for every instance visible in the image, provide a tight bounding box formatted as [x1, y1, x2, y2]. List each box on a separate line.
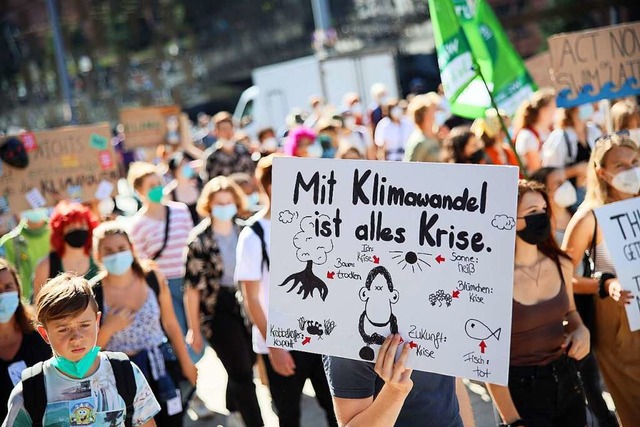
[268, 158, 518, 385]
[595, 198, 640, 332]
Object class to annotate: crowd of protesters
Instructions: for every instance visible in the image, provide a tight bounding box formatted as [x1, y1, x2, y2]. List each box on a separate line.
[0, 82, 638, 427]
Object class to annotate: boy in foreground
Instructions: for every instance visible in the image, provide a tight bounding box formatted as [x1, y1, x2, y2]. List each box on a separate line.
[3, 273, 160, 427]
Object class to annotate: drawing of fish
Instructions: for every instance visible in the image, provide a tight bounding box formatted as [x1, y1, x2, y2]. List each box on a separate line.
[464, 319, 501, 342]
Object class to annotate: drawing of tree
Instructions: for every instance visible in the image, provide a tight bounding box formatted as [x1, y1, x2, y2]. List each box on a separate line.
[280, 214, 334, 300]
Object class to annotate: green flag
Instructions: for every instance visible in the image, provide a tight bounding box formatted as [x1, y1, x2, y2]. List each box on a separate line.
[429, 0, 537, 119]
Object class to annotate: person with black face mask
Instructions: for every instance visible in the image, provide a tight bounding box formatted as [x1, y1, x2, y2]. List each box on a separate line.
[487, 180, 590, 427]
[441, 126, 486, 164]
[33, 201, 100, 297]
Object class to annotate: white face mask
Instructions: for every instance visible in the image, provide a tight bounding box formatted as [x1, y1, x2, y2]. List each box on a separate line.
[350, 103, 362, 115]
[344, 117, 356, 129]
[553, 181, 577, 208]
[390, 106, 403, 119]
[435, 111, 448, 127]
[578, 104, 594, 122]
[628, 129, 640, 148]
[610, 167, 640, 195]
[262, 137, 278, 151]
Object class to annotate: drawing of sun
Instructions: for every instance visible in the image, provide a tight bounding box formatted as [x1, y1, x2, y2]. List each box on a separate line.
[389, 250, 432, 272]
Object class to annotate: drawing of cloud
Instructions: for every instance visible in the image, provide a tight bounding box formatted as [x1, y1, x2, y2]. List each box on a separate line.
[278, 210, 298, 224]
[491, 214, 515, 230]
[293, 215, 334, 264]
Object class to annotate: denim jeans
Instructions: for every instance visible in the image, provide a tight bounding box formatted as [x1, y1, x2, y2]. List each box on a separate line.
[167, 277, 205, 363]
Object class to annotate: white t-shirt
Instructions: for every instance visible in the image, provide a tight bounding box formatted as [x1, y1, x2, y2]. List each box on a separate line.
[541, 125, 602, 168]
[3, 353, 160, 427]
[374, 117, 414, 161]
[515, 128, 549, 169]
[235, 218, 271, 354]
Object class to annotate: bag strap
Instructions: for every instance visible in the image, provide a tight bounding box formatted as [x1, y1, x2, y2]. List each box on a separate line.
[144, 270, 161, 298]
[21, 361, 46, 427]
[563, 130, 574, 162]
[152, 205, 171, 260]
[249, 221, 270, 270]
[587, 210, 598, 273]
[105, 352, 136, 427]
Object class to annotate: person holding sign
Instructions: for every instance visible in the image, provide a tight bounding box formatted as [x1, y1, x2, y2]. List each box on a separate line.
[33, 201, 100, 298]
[562, 134, 640, 427]
[0, 259, 51, 423]
[488, 180, 589, 427]
[235, 155, 338, 427]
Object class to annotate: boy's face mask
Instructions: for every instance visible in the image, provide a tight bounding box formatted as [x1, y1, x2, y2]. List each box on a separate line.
[50, 346, 101, 378]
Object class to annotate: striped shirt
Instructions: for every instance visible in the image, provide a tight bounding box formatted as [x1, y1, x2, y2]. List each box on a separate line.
[130, 201, 194, 279]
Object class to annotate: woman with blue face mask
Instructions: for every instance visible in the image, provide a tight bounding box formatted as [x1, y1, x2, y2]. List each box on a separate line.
[0, 258, 51, 422]
[165, 152, 201, 225]
[92, 221, 197, 427]
[184, 176, 265, 427]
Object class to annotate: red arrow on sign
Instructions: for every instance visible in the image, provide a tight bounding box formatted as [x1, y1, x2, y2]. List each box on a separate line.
[302, 337, 311, 345]
[479, 340, 487, 354]
[452, 290, 460, 298]
[409, 341, 418, 349]
[436, 255, 445, 264]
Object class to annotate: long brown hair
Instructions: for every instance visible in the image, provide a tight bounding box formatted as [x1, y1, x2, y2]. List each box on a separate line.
[517, 180, 571, 264]
[92, 221, 150, 279]
[513, 88, 556, 132]
[0, 258, 35, 333]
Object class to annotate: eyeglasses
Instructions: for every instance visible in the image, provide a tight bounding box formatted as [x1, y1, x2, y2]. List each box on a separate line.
[594, 130, 630, 144]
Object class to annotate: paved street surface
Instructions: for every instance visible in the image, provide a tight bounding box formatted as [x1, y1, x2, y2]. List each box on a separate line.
[185, 347, 497, 427]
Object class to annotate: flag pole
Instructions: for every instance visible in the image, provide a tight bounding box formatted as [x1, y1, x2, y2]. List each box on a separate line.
[473, 62, 528, 178]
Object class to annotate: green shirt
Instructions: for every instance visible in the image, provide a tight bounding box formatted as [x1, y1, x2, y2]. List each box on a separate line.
[403, 129, 441, 163]
[0, 221, 51, 301]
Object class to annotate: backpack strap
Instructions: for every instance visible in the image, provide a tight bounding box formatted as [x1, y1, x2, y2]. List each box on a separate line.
[21, 361, 46, 427]
[144, 270, 161, 298]
[104, 352, 136, 427]
[249, 221, 270, 270]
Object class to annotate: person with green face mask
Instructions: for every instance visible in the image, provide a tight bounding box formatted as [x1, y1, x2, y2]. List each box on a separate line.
[126, 163, 197, 365]
[3, 273, 161, 427]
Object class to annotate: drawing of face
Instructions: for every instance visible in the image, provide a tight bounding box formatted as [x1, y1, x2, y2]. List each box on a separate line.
[359, 268, 399, 324]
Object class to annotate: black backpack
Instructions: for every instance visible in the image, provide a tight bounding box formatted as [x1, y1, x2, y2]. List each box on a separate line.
[21, 351, 137, 427]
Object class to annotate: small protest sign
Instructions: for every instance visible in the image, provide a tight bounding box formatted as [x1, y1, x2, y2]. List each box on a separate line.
[0, 123, 118, 214]
[595, 198, 640, 332]
[268, 158, 519, 385]
[119, 105, 181, 149]
[548, 21, 640, 108]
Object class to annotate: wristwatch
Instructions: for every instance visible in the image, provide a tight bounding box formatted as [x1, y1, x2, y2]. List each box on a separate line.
[500, 419, 526, 427]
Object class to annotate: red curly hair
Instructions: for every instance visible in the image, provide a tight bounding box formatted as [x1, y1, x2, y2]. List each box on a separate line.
[50, 201, 98, 256]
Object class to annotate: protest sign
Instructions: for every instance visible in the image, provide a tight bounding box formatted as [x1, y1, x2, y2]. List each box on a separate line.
[119, 105, 181, 148]
[525, 52, 553, 89]
[595, 198, 640, 332]
[268, 158, 518, 385]
[0, 123, 118, 214]
[548, 21, 640, 108]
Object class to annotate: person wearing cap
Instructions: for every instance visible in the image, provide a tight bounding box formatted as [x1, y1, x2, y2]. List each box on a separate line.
[0, 209, 51, 301]
[403, 93, 442, 163]
[472, 109, 519, 167]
